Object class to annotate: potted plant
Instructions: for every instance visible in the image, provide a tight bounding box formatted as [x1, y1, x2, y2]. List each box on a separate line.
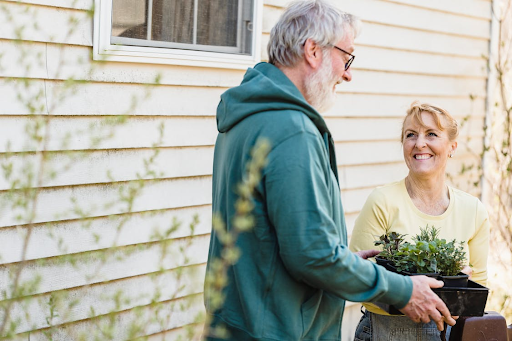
[373, 226, 488, 317]
[373, 231, 406, 271]
[374, 225, 468, 287]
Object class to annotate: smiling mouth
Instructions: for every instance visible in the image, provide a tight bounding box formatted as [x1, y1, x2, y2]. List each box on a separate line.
[414, 154, 432, 160]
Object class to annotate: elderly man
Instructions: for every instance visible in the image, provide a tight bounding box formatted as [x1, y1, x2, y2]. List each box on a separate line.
[204, 0, 456, 340]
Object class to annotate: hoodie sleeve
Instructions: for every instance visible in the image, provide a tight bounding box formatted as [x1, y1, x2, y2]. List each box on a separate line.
[264, 127, 412, 308]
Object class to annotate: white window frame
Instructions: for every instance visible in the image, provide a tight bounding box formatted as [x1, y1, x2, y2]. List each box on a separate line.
[93, 0, 263, 69]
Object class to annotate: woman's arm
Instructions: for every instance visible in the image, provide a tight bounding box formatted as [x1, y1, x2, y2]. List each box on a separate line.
[467, 200, 490, 286]
[349, 190, 389, 253]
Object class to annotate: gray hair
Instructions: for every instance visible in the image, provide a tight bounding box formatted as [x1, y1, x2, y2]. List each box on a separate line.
[267, 0, 362, 67]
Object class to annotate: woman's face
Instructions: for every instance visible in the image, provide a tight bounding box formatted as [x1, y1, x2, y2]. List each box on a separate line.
[402, 111, 457, 179]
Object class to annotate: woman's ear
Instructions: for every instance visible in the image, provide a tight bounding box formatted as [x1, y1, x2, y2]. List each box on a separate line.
[451, 141, 458, 155]
[303, 38, 323, 69]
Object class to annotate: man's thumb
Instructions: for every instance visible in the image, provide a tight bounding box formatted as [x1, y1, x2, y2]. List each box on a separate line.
[427, 278, 444, 289]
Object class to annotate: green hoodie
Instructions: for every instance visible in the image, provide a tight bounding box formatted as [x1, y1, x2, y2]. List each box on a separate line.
[205, 62, 412, 340]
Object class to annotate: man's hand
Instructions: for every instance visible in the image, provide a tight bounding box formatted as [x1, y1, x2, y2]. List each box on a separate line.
[354, 249, 380, 260]
[399, 276, 457, 331]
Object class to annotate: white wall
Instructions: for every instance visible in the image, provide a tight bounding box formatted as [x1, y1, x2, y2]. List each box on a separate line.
[0, 0, 491, 340]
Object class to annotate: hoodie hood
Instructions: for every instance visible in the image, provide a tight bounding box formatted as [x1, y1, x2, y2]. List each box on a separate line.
[216, 62, 339, 182]
[217, 62, 330, 136]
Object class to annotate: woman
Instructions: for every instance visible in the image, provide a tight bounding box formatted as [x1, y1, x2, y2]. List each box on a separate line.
[349, 101, 490, 341]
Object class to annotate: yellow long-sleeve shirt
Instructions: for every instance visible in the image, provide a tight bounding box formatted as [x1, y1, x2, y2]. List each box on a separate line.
[349, 179, 490, 315]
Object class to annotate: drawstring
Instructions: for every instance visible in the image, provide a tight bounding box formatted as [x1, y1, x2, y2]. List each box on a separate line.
[323, 132, 339, 186]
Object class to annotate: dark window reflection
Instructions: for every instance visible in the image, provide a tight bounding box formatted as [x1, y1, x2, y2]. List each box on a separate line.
[152, 0, 194, 43]
[112, 0, 148, 39]
[111, 0, 245, 51]
[197, 0, 238, 47]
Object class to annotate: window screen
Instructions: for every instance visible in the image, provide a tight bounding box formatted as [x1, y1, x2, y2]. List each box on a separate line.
[111, 0, 254, 55]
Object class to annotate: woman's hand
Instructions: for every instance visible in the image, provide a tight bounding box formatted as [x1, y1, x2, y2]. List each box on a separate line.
[354, 249, 380, 260]
[461, 265, 473, 279]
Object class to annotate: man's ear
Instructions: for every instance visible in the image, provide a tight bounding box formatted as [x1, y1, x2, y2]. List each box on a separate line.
[304, 38, 323, 69]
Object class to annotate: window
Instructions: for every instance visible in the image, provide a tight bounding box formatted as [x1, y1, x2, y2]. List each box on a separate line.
[93, 0, 262, 69]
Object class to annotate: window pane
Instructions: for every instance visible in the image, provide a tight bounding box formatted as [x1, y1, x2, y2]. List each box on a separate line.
[112, 0, 148, 39]
[110, 0, 253, 55]
[197, 0, 238, 47]
[152, 0, 194, 44]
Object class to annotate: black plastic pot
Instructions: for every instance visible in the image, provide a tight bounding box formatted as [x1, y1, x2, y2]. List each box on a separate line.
[375, 257, 400, 273]
[376, 280, 488, 317]
[432, 280, 488, 316]
[373, 257, 487, 316]
[375, 256, 392, 266]
[439, 272, 469, 288]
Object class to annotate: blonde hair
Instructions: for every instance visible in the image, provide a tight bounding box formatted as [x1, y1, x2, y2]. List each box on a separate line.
[401, 101, 459, 142]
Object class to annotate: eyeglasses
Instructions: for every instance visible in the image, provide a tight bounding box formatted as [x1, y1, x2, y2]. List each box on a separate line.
[331, 45, 355, 71]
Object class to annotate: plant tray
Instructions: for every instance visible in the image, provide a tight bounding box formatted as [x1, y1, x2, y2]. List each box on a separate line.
[375, 280, 488, 317]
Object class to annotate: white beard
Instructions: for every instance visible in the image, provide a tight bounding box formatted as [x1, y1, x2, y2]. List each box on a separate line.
[304, 52, 338, 113]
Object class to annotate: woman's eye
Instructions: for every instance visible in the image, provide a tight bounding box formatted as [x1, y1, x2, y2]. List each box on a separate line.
[406, 133, 414, 138]
[428, 132, 438, 137]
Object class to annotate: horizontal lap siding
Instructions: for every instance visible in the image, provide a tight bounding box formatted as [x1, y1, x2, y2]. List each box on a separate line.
[0, 147, 215, 189]
[0, 176, 212, 227]
[0, 116, 218, 151]
[3, 0, 93, 10]
[0, 205, 212, 263]
[0, 0, 491, 340]
[0, 239, 209, 302]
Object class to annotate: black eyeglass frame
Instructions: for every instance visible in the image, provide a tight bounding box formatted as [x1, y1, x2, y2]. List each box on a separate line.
[331, 45, 355, 71]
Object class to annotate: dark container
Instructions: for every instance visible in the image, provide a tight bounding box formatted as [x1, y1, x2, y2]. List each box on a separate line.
[375, 257, 392, 266]
[376, 280, 488, 317]
[375, 257, 396, 272]
[439, 273, 469, 288]
[449, 311, 507, 341]
[433, 280, 487, 316]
